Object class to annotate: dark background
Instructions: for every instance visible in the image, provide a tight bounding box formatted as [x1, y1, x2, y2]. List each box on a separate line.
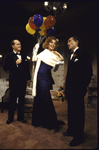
[0, 1, 97, 58]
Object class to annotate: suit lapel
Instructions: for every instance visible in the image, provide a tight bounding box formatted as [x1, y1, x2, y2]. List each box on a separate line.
[12, 52, 24, 61]
[11, 52, 26, 65]
[21, 54, 25, 62]
[11, 52, 18, 61]
[70, 48, 80, 62]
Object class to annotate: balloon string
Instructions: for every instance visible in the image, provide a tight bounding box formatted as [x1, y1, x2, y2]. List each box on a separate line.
[33, 31, 47, 45]
[39, 35, 47, 45]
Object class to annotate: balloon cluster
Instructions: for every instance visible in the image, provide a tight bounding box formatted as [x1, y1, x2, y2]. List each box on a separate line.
[26, 14, 56, 36]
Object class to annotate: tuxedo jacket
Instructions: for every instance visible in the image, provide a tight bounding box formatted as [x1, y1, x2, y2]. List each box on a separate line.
[3, 52, 31, 85]
[65, 48, 93, 97]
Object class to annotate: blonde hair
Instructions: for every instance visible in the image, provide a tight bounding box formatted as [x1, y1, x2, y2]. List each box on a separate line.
[42, 36, 59, 51]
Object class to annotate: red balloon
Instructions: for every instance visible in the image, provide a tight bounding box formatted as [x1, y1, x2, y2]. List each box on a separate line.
[28, 16, 38, 30]
[44, 15, 56, 29]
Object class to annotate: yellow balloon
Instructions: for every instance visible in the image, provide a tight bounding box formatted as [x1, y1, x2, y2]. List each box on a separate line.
[39, 17, 46, 36]
[43, 17, 46, 25]
[39, 30, 45, 36]
[40, 17, 46, 30]
[26, 23, 36, 35]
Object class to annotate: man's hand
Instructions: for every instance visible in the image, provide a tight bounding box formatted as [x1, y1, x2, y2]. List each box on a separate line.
[16, 59, 22, 65]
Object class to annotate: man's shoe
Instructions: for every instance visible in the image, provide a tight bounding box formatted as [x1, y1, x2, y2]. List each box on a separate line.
[6, 120, 13, 124]
[69, 137, 83, 146]
[62, 131, 73, 136]
[17, 119, 27, 123]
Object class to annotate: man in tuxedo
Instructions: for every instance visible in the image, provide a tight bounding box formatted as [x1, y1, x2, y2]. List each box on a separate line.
[63, 36, 93, 146]
[3, 39, 31, 124]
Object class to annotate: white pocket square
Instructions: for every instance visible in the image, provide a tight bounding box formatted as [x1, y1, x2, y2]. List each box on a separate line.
[74, 58, 78, 62]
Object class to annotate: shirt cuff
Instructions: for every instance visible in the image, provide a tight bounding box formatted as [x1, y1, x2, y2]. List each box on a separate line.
[16, 64, 18, 67]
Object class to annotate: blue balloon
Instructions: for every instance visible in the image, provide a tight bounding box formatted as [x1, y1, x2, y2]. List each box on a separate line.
[33, 14, 43, 28]
[37, 28, 41, 31]
[47, 27, 56, 36]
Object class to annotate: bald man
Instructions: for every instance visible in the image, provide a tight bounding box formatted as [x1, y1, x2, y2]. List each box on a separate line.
[3, 39, 31, 124]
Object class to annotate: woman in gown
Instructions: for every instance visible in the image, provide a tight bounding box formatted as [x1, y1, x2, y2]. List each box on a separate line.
[32, 36, 64, 132]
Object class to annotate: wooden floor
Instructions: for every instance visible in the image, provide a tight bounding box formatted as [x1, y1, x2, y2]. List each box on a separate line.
[0, 101, 98, 149]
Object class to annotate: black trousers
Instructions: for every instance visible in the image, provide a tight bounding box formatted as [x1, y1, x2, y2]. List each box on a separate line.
[67, 94, 85, 138]
[8, 79, 27, 121]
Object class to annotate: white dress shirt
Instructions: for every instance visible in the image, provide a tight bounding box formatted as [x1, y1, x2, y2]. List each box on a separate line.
[13, 51, 21, 67]
[13, 51, 21, 59]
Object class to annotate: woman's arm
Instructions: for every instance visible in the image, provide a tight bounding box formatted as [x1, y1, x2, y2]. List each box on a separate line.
[53, 64, 59, 72]
[53, 61, 64, 72]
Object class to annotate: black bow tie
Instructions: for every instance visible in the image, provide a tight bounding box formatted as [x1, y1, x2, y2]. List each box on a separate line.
[16, 53, 21, 55]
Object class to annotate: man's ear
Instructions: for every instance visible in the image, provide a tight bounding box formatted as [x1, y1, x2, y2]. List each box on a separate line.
[12, 45, 14, 49]
[76, 40, 79, 46]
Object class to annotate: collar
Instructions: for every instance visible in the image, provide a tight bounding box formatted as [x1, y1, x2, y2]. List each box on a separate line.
[72, 47, 79, 53]
[13, 51, 20, 54]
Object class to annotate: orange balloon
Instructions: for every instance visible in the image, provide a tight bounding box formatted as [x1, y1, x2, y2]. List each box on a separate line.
[29, 22, 38, 30]
[44, 15, 56, 29]
[28, 16, 38, 30]
[28, 16, 33, 23]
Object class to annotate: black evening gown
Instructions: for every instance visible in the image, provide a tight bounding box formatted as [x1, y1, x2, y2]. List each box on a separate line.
[32, 61, 58, 129]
